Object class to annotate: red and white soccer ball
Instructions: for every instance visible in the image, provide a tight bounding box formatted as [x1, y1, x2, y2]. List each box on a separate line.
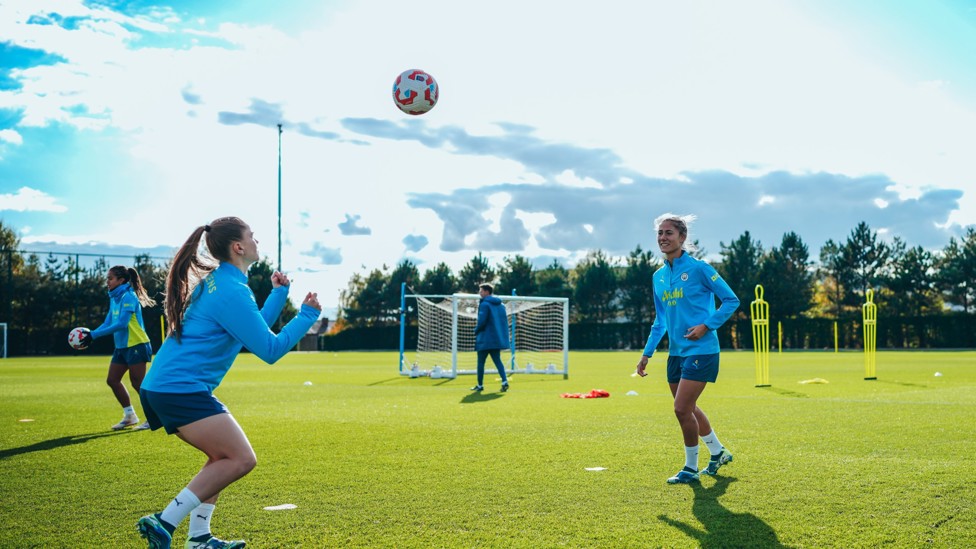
[392, 69, 438, 115]
[68, 327, 90, 350]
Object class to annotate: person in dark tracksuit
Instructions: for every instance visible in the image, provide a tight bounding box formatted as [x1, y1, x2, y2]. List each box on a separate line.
[471, 283, 510, 393]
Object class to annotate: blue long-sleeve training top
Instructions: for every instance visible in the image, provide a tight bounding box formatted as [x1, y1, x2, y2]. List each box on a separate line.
[90, 283, 151, 349]
[142, 262, 318, 394]
[642, 252, 740, 357]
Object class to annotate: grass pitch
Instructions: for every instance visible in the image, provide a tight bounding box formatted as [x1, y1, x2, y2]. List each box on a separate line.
[1, 350, 974, 548]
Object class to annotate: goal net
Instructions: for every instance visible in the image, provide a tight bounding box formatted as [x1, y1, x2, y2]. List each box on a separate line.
[400, 293, 569, 378]
[0, 323, 6, 359]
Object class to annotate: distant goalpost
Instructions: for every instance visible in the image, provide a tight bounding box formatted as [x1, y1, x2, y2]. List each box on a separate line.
[398, 284, 569, 379]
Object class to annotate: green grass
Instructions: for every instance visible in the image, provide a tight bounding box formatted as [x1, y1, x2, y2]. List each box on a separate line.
[2, 350, 974, 548]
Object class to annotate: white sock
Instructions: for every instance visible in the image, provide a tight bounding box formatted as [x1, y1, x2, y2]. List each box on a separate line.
[188, 503, 215, 539]
[160, 487, 201, 529]
[684, 445, 699, 471]
[123, 406, 135, 416]
[701, 431, 724, 456]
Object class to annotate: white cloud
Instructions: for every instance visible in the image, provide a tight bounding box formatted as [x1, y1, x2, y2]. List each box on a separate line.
[554, 169, 603, 189]
[0, 186, 68, 212]
[484, 192, 511, 232]
[0, 129, 23, 145]
[1, 0, 974, 309]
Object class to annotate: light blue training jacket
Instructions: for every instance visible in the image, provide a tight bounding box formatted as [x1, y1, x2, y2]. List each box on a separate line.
[90, 282, 152, 349]
[142, 262, 318, 394]
[642, 251, 740, 358]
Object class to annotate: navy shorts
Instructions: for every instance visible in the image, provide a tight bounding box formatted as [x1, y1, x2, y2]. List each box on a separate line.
[111, 343, 152, 366]
[139, 389, 228, 434]
[666, 354, 720, 383]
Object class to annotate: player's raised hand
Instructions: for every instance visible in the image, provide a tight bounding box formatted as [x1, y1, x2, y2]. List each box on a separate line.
[271, 271, 290, 288]
[303, 292, 321, 311]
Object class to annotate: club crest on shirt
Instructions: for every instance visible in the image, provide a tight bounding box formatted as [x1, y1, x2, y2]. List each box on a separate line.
[680, 273, 689, 281]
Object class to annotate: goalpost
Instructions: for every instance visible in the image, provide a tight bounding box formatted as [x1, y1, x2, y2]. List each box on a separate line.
[398, 284, 569, 379]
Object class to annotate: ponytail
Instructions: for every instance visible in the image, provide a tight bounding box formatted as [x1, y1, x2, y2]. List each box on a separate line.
[126, 267, 156, 307]
[164, 217, 248, 341]
[165, 226, 213, 342]
[109, 264, 156, 307]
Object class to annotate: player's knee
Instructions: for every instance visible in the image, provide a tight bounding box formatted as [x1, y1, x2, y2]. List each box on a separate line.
[673, 406, 694, 420]
[237, 451, 258, 476]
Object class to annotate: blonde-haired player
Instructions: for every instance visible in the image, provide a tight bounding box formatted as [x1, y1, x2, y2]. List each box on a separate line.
[636, 213, 740, 484]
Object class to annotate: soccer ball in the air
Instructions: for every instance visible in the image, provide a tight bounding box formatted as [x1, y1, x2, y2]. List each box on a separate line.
[392, 69, 438, 115]
[68, 327, 90, 350]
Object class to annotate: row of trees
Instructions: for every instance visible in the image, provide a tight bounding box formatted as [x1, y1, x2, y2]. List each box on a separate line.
[0, 221, 294, 356]
[339, 221, 976, 327]
[3, 219, 975, 352]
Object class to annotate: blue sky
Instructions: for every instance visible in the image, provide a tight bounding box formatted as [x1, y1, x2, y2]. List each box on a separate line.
[1, 0, 975, 314]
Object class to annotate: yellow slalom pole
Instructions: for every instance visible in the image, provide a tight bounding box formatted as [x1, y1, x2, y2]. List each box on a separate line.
[777, 321, 782, 354]
[160, 314, 166, 342]
[834, 322, 838, 353]
[863, 289, 877, 380]
[750, 285, 770, 387]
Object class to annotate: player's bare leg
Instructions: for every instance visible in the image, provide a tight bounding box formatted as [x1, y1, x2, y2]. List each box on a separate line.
[127, 363, 150, 430]
[107, 363, 139, 430]
[665, 379, 708, 483]
[669, 379, 710, 445]
[176, 413, 257, 502]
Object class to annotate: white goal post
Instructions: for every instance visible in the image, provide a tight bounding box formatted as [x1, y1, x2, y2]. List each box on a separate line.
[398, 285, 569, 379]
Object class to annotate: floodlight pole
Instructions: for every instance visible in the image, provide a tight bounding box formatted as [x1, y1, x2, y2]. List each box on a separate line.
[277, 123, 282, 272]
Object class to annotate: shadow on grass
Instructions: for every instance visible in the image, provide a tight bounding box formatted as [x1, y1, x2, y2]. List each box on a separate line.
[368, 377, 464, 387]
[367, 377, 408, 386]
[460, 392, 505, 404]
[874, 379, 929, 388]
[659, 476, 787, 548]
[0, 431, 127, 460]
[761, 387, 810, 398]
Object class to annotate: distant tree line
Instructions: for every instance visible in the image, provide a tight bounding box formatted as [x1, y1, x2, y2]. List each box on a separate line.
[0, 221, 295, 356]
[3, 219, 975, 353]
[338, 221, 976, 324]
[334, 221, 976, 350]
